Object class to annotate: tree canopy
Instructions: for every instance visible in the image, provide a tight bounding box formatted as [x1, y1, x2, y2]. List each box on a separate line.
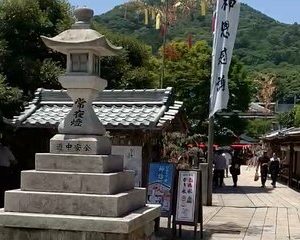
[0, 0, 73, 117]
[96, 3, 300, 104]
[146, 39, 252, 134]
[0, 0, 73, 95]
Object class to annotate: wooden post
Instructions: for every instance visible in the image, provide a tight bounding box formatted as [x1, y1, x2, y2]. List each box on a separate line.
[207, 116, 214, 206]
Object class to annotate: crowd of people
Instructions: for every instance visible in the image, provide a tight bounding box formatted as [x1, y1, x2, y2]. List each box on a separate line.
[213, 149, 242, 188]
[256, 152, 280, 188]
[213, 149, 281, 188]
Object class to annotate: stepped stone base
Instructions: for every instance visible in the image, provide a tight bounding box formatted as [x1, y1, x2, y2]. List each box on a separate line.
[21, 170, 134, 194]
[35, 153, 123, 173]
[0, 205, 160, 240]
[5, 188, 146, 217]
[2, 131, 161, 239]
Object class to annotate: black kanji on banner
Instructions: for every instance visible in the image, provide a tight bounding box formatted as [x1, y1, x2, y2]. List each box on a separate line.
[216, 75, 226, 92]
[221, 21, 230, 38]
[222, 0, 237, 11]
[218, 48, 228, 65]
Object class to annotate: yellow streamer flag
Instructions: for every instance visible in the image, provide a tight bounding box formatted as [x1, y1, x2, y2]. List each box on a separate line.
[156, 13, 161, 29]
[201, 0, 207, 16]
[151, 9, 155, 20]
[144, 9, 149, 25]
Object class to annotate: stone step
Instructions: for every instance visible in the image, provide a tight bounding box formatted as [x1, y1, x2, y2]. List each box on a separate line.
[35, 153, 123, 173]
[5, 188, 146, 217]
[21, 170, 134, 195]
[0, 205, 161, 234]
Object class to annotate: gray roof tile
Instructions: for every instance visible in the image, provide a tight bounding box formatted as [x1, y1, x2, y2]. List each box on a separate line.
[12, 88, 183, 130]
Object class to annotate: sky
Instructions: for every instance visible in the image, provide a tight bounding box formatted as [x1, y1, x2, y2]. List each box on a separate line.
[69, 0, 300, 24]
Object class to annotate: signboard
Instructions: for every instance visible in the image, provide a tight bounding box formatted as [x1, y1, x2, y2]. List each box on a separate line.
[175, 170, 200, 223]
[111, 145, 142, 186]
[147, 163, 175, 216]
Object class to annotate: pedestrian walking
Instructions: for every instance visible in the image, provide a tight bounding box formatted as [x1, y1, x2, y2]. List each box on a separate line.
[213, 150, 227, 187]
[222, 152, 232, 177]
[256, 151, 270, 188]
[230, 151, 241, 187]
[269, 153, 280, 188]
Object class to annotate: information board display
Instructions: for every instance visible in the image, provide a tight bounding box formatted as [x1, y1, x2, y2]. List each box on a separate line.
[175, 170, 199, 223]
[147, 163, 175, 216]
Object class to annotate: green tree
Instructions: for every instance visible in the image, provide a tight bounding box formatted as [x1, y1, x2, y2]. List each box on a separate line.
[0, 0, 72, 96]
[160, 40, 211, 132]
[246, 119, 273, 138]
[153, 40, 251, 134]
[277, 108, 295, 128]
[0, 74, 23, 118]
[276, 105, 300, 129]
[92, 23, 158, 89]
[294, 105, 300, 127]
[228, 59, 253, 112]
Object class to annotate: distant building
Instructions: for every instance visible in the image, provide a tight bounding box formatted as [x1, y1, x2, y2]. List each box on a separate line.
[218, 102, 276, 119]
[262, 127, 300, 189]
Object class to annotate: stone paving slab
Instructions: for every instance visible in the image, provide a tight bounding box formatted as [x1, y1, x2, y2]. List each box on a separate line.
[157, 166, 300, 240]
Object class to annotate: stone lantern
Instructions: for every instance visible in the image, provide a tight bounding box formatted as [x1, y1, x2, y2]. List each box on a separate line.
[0, 7, 160, 240]
[41, 7, 122, 154]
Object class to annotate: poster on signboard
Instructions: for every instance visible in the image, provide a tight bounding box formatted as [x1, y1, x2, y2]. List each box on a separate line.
[147, 163, 175, 216]
[112, 145, 142, 187]
[175, 170, 200, 223]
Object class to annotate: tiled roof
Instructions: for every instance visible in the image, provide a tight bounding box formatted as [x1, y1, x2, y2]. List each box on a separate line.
[11, 88, 183, 130]
[263, 127, 297, 140]
[249, 102, 271, 113]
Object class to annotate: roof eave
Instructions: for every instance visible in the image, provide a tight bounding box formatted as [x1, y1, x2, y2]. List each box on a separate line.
[41, 36, 122, 56]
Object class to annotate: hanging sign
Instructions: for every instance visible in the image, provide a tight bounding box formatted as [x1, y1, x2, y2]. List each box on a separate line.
[147, 162, 176, 217]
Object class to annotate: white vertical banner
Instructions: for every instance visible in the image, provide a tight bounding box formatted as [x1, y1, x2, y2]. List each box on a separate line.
[209, 0, 241, 117]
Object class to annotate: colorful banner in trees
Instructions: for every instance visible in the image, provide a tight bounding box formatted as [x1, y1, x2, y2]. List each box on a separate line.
[209, 0, 241, 117]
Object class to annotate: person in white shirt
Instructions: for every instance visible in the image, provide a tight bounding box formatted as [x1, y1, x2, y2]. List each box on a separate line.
[222, 152, 232, 177]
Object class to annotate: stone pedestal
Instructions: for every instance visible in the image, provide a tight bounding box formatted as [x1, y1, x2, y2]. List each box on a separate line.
[0, 137, 160, 239]
[0, 206, 158, 240]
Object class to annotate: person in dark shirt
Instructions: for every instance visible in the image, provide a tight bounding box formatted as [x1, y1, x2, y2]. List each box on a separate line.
[256, 151, 270, 188]
[269, 153, 280, 188]
[230, 151, 242, 187]
[213, 150, 227, 187]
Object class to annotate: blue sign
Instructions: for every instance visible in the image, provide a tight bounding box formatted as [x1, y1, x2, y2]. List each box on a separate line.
[147, 163, 175, 216]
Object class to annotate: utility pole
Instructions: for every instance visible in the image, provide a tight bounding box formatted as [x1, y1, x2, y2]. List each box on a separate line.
[160, 0, 169, 89]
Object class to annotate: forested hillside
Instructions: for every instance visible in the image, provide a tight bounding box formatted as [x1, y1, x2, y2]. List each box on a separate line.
[94, 3, 300, 101]
[95, 3, 300, 68]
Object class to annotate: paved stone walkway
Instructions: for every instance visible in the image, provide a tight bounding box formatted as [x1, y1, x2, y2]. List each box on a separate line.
[158, 166, 300, 240]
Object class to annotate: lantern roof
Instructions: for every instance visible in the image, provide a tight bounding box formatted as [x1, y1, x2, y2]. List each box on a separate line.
[41, 7, 122, 56]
